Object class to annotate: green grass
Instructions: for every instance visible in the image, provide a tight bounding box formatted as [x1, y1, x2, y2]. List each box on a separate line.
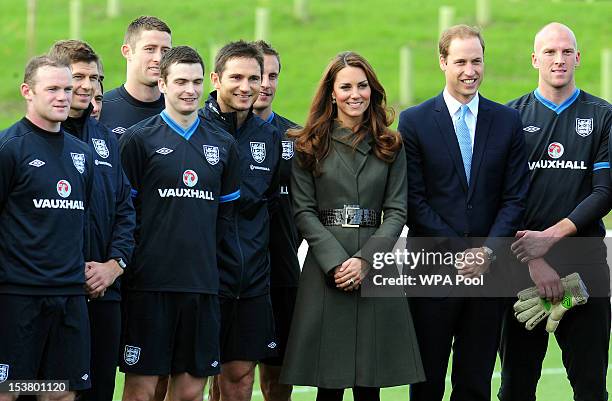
[0, 0, 610, 130]
[110, 336, 612, 400]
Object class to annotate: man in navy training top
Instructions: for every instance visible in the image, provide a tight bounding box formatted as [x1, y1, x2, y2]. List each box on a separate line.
[118, 46, 241, 401]
[201, 40, 281, 401]
[251, 40, 300, 401]
[499, 22, 612, 401]
[0, 55, 94, 401]
[99, 16, 171, 135]
[48, 39, 136, 401]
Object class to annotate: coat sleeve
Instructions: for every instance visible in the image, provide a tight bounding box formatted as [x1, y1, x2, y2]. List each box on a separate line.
[108, 134, 136, 264]
[353, 146, 408, 265]
[291, 156, 350, 274]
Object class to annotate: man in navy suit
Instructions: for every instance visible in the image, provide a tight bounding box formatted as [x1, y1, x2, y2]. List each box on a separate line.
[398, 25, 529, 401]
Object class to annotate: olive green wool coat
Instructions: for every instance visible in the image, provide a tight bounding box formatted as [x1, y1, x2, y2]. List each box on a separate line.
[280, 126, 425, 388]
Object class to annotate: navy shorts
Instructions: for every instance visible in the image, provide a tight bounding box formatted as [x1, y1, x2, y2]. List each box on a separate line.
[0, 294, 91, 390]
[119, 291, 220, 377]
[219, 294, 277, 363]
[259, 287, 297, 366]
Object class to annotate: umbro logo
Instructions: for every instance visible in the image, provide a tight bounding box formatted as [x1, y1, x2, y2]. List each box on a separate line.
[211, 360, 219, 368]
[523, 126, 541, 133]
[112, 127, 127, 135]
[267, 342, 277, 349]
[81, 373, 89, 381]
[28, 159, 45, 167]
[156, 147, 173, 155]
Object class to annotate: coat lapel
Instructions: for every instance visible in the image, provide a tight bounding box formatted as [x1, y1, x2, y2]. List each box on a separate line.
[432, 94, 469, 193]
[467, 95, 493, 201]
[331, 125, 371, 177]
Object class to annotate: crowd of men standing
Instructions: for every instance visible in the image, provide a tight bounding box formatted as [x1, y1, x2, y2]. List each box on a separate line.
[0, 14, 610, 401]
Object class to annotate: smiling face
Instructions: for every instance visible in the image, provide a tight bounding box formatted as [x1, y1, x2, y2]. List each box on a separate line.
[440, 36, 484, 104]
[69, 61, 99, 117]
[159, 62, 203, 116]
[124, 29, 172, 87]
[532, 24, 580, 92]
[253, 54, 280, 114]
[332, 66, 371, 128]
[22, 66, 73, 131]
[212, 57, 262, 113]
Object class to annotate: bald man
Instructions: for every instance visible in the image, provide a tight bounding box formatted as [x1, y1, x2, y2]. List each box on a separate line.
[499, 23, 612, 401]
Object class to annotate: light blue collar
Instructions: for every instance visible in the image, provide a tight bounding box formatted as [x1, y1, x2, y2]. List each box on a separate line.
[265, 111, 275, 124]
[534, 88, 580, 115]
[160, 109, 200, 140]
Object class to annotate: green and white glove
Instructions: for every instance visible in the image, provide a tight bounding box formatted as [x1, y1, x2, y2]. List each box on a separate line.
[513, 273, 589, 333]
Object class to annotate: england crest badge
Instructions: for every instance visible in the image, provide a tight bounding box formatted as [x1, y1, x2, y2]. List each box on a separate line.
[575, 118, 593, 137]
[250, 142, 266, 163]
[281, 141, 294, 160]
[203, 145, 220, 165]
[0, 364, 8, 383]
[71, 152, 86, 174]
[124, 345, 141, 366]
[92, 138, 109, 159]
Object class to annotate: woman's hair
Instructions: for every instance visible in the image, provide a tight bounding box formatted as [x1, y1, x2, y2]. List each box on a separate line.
[290, 51, 401, 175]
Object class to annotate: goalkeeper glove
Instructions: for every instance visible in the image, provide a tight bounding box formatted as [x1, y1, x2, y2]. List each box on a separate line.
[513, 272, 588, 333]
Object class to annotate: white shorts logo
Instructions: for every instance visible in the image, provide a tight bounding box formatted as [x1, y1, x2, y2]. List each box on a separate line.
[281, 140, 294, 160]
[71, 152, 86, 174]
[267, 342, 277, 349]
[183, 170, 198, 187]
[92, 138, 109, 159]
[124, 345, 141, 366]
[575, 118, 593, 137]
[211, 360, 219, 368]
[547, 142, 564, 159]
[0, 364, 9, 383]
[250, 142, 266, 163]
[203, 145, 220, 165]
[57, 180, 72, 198]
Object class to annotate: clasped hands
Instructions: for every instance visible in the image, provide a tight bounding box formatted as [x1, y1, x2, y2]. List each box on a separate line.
[332, 257, 369, 292]
[84, 259, 124, 299]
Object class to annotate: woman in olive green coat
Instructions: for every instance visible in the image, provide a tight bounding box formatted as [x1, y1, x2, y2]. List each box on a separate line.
[280, 52, 424, 401]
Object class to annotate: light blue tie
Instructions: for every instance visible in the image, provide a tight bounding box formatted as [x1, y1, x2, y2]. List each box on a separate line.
[456, 105, 472, 185]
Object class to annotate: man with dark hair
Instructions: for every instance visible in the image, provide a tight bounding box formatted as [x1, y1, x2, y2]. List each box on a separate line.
[499, 22, 612, 401]
[399, 25, 529, 401]
[48, 39, 136, 401]
[99, 16, 171, 135]
[118, 46, 240, 401]
[0, 55, 94, 401]
[251, 40, 299, 401]
[200, 40, 281, 401]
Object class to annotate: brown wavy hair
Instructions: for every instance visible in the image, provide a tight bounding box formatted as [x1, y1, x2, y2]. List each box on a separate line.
[290, 51, 401, 175]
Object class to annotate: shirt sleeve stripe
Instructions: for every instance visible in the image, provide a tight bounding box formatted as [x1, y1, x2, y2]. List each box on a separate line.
[593, 162, 610, 171]
[130, 189, 138, 198]
[219, 189, 240, 203]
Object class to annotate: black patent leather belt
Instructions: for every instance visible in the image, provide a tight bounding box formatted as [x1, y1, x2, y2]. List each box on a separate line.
[319, 205, 380, 228]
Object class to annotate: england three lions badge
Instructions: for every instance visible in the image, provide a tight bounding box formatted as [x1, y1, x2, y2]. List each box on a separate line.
[203, 145, 220, 165]
[281, 141, 294, 160]
[92, 138, 109, 158]
[250, 142, 266, 163]
[575, 118, 593, 137]
[71, 152, 86, 174]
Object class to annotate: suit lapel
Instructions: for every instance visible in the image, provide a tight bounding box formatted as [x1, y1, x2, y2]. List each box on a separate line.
[433, 94, 469, 193]
[467, 95, 493, 200]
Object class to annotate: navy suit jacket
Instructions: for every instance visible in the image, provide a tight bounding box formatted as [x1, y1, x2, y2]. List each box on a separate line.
[398, 93, 529, 250]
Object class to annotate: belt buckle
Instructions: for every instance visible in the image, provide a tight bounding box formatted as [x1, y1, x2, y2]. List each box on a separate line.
[342, 205, 360, 228]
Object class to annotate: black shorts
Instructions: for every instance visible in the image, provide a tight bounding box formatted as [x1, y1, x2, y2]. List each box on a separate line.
[259, 287, 297, 366]
[0, 294, 91, 390]
[119, 291, 220, 377]
[219, 294, 277, 363]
